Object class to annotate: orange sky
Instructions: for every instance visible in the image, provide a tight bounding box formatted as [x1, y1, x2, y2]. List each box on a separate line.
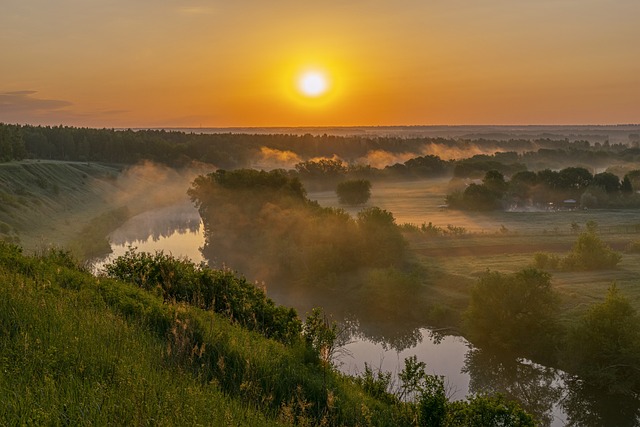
[1, 1, 639, 127]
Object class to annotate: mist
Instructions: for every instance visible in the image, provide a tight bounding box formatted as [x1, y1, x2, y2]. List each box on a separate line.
[108, 160, 214, 213]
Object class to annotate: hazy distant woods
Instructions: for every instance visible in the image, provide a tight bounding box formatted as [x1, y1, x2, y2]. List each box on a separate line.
[447, 167, 640, 211]
[3, 124, 640, 179]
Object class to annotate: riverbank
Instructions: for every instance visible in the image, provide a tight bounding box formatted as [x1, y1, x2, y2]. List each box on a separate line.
[0, 160, 208, 259]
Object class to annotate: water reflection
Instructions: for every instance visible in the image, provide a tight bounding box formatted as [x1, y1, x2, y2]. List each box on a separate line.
[109, 204, 201, 245]
[561, 378, 640, 427]
[341, 316, 424, 352]
[94, 203, 204, 272]
[463, 348, 563, 426]
[340, 328, 471, 401]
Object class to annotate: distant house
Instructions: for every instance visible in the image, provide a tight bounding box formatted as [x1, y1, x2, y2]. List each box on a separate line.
[563, 199, 577, 210]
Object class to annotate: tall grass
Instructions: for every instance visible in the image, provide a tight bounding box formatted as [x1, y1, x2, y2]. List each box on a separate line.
[0, 245, 281, 426]
[0, 243, 414, 426]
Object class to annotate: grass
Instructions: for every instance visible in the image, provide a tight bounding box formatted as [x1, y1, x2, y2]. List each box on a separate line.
[407, 229, 640, 331]
[0, 160, 194, 260]
[0, 250, 282, 426]
[0, 161, 126, 252]
[0, 243, 418, 426]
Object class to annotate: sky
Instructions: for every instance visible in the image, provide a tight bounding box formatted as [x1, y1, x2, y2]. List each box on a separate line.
[1, 0, 639, 128]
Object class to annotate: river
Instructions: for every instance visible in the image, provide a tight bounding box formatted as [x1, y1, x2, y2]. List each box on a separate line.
[94, 184, 640, 426]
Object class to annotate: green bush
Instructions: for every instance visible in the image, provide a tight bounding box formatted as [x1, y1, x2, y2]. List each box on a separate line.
[560, 231, 621, 271]
[105, 249, 301, 343]
[464, 268, 560, 362]
[533, 231, 621, 271]
[336, 179, 372, 205]
[563, 285, 640, 394]
[625, 240, 640, 253]
[533, 252, 560, 270]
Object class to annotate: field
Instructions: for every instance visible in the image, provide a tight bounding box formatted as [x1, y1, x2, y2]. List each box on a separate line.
[311, 179, 640, 328]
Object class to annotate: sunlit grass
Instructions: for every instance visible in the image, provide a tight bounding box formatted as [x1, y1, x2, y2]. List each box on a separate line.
[0, 263, 281, 426]
[0, 243, 415, 426]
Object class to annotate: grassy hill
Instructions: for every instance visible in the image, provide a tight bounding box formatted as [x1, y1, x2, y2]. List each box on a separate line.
[0, 243, 536, 426]
[0, 243, 406, 426]
[0, 160, 199, 259]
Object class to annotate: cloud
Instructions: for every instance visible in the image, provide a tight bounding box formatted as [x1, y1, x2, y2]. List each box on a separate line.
[0, 91, 72, 113]
[179, 6, 215, 15]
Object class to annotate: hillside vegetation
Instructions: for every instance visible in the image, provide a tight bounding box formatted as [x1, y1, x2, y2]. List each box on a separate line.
[0, 243, 534, 426]
[0, 160, 199, 259]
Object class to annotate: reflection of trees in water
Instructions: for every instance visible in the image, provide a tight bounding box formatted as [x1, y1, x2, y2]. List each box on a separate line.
[560, 377, 640, 427]
[340, 315, 424, 352]
[462, 348, 562, 426]
[110, 205, 201, 245]
[300, 290, 426, 352]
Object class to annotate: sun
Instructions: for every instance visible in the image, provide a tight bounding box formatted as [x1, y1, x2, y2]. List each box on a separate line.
[297, 71, 329, 97]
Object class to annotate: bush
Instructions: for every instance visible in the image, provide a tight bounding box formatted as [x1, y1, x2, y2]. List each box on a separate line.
[105, 250, 301, 343]
[464, 268, 560, 361]
[560, 231, 621, 271]
[336, 179, 372, 205]
[533, 252, 560, 270]
[563, 285, 640, 394]
[625, 240, 640, 253]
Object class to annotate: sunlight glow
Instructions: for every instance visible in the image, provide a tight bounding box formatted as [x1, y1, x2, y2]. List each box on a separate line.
[298, 71, 329, 97]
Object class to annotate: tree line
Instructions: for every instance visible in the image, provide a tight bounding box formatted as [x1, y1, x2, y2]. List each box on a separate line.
[447, 167, 640, 210]
[3, 123, 640, 182]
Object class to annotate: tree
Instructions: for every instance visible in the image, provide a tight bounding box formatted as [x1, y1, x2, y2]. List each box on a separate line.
[592, 172, 620, 194]
[294, 158, 346, 180]
[356, 207, 406, 267]
[626, 169, 640, 192]
[558, 167, 593, 192]
[462, 183, 501, 211]
[561, 230, 621, 271]
[396, 356, 535, 426]
[464, 268, 560, 361]
[336, 179, 372, 205]
[621, 175, 634, 195]
[564, 285, 640, 394]
[303, 308, 338, 365]
[482, 170, 508, 195]
[509, 170, 538, 200]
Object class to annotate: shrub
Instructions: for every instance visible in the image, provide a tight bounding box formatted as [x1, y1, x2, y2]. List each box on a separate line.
[336, 179, 372, 205]
[105, 250, 301, 343]
[563, 285, 640, 394]
[533, 252, 560, 270]
[560, 231, 621, 271]
[464, 268, 560, 361]
[625, 240, 640, 253]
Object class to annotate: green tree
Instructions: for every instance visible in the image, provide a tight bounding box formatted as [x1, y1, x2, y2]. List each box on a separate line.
[461, 183, 501, 211]
[294, 158, 346, 179]
[302, 308, 338, 365]
[508, 170, 538, 200]
[621, 175, 634, 195]
[592, 172, 620, 194]
[482, 170, 508, 195]
[561, 230, 621, 271]
[356, 207, 405, 267]
[336, 179, 372, 205]
[558, 167, 593, 192]
[564, 285, 640, 394]
[464, 268, 560, 362]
